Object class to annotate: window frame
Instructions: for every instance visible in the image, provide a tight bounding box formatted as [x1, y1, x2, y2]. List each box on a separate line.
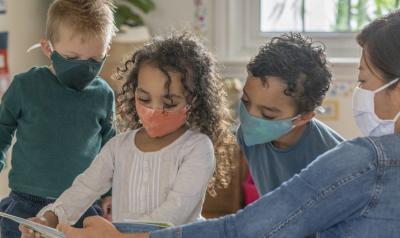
[208, 0, 362, 65]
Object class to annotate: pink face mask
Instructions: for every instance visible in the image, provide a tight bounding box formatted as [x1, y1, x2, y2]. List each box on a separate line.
[135, 101, 189, 138]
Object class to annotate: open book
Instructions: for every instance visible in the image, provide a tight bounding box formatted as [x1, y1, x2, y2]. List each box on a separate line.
[119, 219, 172, 229]
[0, 212, 171, 237]
[0, 212, 173, 238]
[0, 212, 65, 238]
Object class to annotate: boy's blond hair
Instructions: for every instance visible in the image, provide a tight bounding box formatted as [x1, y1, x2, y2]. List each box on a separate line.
[46, 0, 116, 44]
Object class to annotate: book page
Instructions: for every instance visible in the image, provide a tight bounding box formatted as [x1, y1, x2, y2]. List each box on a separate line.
[121, 219, 172, 228]
[0, 212, 65, 238]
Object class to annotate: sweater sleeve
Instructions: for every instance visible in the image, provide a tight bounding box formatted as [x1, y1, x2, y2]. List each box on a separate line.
[99, 89, 116, 198]
[100, 89, 116, 147]
[0, 76, 22, 173]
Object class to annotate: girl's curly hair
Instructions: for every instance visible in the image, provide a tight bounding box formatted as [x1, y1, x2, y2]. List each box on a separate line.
[115, 32, 236, 196]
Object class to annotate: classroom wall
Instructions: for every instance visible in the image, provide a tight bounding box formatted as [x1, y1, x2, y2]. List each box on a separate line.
[0, 0, 50, 199]
[142, 0, 197, 35]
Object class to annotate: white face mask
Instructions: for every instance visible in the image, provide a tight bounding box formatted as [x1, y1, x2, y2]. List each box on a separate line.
[352, 78, 400, 137]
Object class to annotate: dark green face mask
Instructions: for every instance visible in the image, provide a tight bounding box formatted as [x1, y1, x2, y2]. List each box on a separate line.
[51, 51, 105, 91]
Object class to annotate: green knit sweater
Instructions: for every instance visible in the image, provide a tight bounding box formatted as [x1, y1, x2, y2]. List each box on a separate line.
[0, 67, 115, 198]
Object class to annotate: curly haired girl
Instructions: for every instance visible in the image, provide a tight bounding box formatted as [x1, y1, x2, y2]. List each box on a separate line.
[32, 32, 235, 230]
[116, 32, 236, 196]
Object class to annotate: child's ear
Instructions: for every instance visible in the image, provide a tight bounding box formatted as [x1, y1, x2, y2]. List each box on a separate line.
[103, 44, 111, 58]
[293, 111, 315, 127]
[40, 39, 52, 59]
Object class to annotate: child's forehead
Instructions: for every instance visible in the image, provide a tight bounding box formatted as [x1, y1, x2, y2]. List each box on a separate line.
[244, 75, 295, 106]
[245, 75, 287, 92]
[53, 23, 107, 46]
[58, 28, 95, 43]
[137, 63, 187, 97]
[52, 25, 108, 56]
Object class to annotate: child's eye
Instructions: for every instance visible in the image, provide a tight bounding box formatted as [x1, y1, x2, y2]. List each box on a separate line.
[66, 56, 79, 60]
[138, 98, 150, 103]
[163, 104, 178, 109]
[262, 114, 274, 120]
[241, 98, 249, 104]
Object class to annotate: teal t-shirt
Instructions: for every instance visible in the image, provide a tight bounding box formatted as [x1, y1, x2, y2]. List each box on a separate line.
[237, 119, 344, 195]
[0, 66, 115, 198]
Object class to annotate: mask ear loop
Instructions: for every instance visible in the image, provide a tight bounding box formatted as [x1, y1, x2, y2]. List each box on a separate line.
[291, 106, 323, 129]
[374, 78, 400, 122]
[392, 79, 400, 122]
[374, 78, 400, 93]
[394, 112, 400, 122]
[48, 41, 54, 52]
[26, 41, 55, 53]
[290, 114, 303, 129]
[315, 106, 326, 114]
[26, 43, 41, 53]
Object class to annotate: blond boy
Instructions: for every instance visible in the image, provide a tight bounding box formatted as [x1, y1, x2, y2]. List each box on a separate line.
[0, 0, 116, 237]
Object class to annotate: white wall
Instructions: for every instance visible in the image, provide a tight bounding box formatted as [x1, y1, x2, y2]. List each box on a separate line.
[0, 0, 50, 199]
[142, 0, 196, 35]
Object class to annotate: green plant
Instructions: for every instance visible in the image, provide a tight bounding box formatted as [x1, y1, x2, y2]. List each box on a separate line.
[269, 0, 399, 32]
[335, 0, 400, 32]
[114, 0, 155, 30]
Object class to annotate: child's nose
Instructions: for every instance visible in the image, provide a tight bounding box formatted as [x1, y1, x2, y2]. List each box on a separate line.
[246, 105, 259, 118]
[146, 103, 164, 111]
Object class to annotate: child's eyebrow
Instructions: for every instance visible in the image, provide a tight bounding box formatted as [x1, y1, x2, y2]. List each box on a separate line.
[137, 88, 149, 94]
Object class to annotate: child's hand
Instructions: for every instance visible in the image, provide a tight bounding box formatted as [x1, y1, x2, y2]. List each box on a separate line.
[57, 216, 123, 238]
[19, 217, 49, 238]
[101, 196, 112, 221]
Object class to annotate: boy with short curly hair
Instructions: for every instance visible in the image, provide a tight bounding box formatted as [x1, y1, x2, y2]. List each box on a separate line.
[238, 33, 344, 196]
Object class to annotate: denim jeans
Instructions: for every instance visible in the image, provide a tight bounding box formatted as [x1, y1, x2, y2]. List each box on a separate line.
[0, 191, 102, 238]
[149, 134, 400, 238]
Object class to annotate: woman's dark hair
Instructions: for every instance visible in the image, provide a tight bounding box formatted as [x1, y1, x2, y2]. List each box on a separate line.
[357, 9, 400, 85]
[247, 33, 332, 114]
[115, 32, 236, 196]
